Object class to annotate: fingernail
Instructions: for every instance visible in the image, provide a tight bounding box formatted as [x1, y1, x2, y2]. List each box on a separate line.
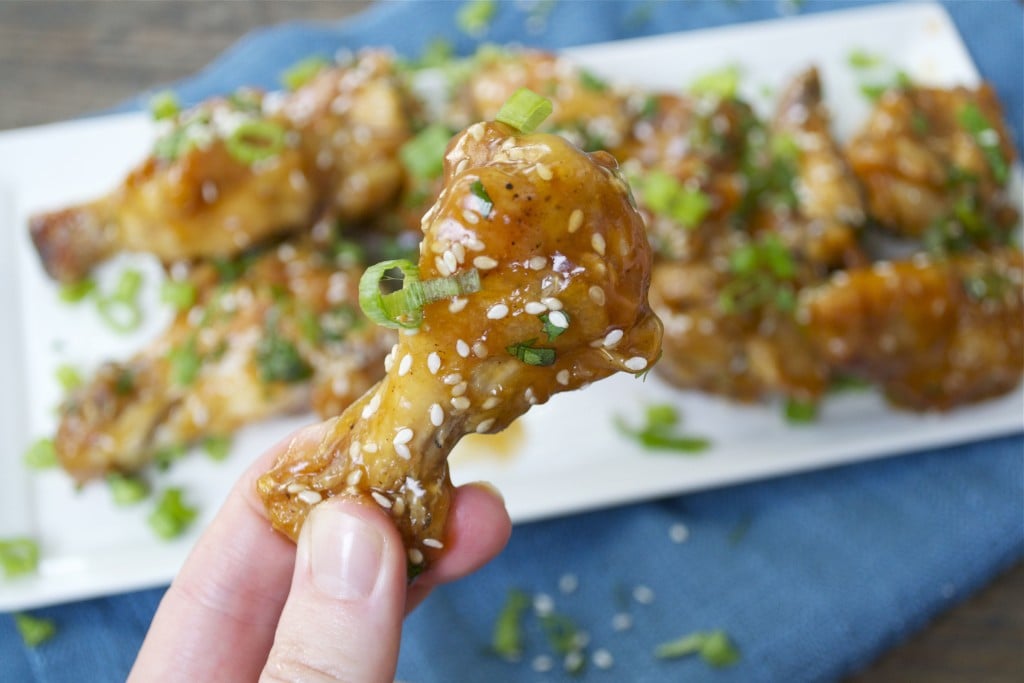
[309, 505, 385, 601]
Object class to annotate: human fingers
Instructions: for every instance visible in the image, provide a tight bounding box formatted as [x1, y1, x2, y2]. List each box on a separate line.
[260, 497, 408, 683]
[405, 482, 511, 613]
[129, 422, 327, 682]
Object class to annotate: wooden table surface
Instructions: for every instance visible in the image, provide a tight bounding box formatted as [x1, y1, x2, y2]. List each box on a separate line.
[1, 2, 1021, 681]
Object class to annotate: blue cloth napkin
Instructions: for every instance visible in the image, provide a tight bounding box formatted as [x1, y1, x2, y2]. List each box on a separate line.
[3, 2, 1022, 681]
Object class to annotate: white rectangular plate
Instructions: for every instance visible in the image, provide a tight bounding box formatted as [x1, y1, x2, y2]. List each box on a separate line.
[1, 2, 1021, 611]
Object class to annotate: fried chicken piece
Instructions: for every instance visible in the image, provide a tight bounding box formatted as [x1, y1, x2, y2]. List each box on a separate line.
[800, 248, 1024, 410]
[257, 117, 663, 571]
[771, 67, 865, 268]
[55, 240, 394, 483]
[30, 51, 412, 283]
[846, 82, 1018, 245]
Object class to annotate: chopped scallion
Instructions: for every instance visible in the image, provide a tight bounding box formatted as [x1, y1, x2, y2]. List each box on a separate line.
[160, 280, 197, 311]
[23, 438, 57, 470]
[57, 278, 96, 303]
[957, 103, 1009, 184]
[399, 124, 452, 180]
[202, 435, 233, 462]
[148, 488, 198, 540]
[615, 404, 710, 453]
[255, 334, 312, 384]
[168, 338, 202, 387]
[496, 88, 553, 134]
[359, 259, 481, 329]
[0, 537, 40, 578]
[106, 472, 149, 506]
[690, 65, 741, 99]
[149, 90, 181, 121]
[784, 398, 818, 424]
[281, 55, 329, 90]
[506, 339, 556, 367]
[225, 119, 286, 164]
[470, 179, 494, 217]
[539, 311, 569, 341]
[491, 588, 529, 660]
[15, 612, 56, 647]
[55, 364, 83, 392]
[847, 49, 883, 69]
[457, 0, 498, 37]
[154, 443, 187, 471]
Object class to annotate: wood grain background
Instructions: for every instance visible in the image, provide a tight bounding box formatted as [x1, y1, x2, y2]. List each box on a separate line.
[1, 2, 1021, 681]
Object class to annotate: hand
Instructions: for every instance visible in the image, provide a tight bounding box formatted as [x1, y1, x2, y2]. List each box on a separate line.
[129, 423, 512, 682]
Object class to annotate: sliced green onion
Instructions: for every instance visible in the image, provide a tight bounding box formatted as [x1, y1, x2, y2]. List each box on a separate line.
[958, 103, 1009, 184]
[847, 49, 883, 69]
[55, 364, 83, 392]
[15, 612, 56, 647]
[168, 338, 202, 386]
[57, 278, 96, 304]
[656, 630, 740, 667]
[202, 435, 233, 461]
[23, 438, 58, 470]
[97, 298, 142, 333]
[470, 179, 493, 217]
[225, 119, 286, 164]
[496, 88, 553, 134]
[636, 170, 710, 229]
[0, 537, 40, 578]
[255, 334, 312, 384]
[114, 368, 136, 396]
[359, 259, 481, 329]
[539, 311, 569, 341]
[690, 65, 741, 99]
[148, 488, 198, 540]
[281, 55, 329, 91]
[615, 404, 710, 453]
[160, 280, 197, 311]
[506, 339, 556, 366]
[149, 90, 181, 120]
[418, 38, 455, 68]
[579, 69, 609, 92]
[784, 398, 818, 424]
[399, 124, 452, 180]
[154, 443, 187, 471]
[457, 0, 498, 37]
[106, 472, 149, 506]
[491, 588, 529, 660]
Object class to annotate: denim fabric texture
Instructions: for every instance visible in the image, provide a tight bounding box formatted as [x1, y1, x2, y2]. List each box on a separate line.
[2, 2, 1022, 681]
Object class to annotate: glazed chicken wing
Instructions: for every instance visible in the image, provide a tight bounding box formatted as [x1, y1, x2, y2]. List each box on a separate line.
[56, 239, 394, 483]
[257, 114, 663, 571]
[800, 248, 1024, 410]
[30, 51, 412, 283]
[846, 83, 1018, 247]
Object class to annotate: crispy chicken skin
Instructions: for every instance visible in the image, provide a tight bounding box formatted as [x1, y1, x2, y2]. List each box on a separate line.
[30, 51, 412, 283]
[257, 120, 663, 569]
[800, 248, 1024, 410]
[846, 83, 1018, 242]
[56, 240, 394, 483]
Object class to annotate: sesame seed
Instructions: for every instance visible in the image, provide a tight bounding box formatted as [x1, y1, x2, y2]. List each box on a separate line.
[434, 254, 451, 277]
[443, 373, 463, 385]
[395, 443, 411, 460]
[451, 242, 466, 264]
[669, 523, 689, 543]
[383, 352, 395, 372]
[466, 237, 486, 252]
[462, 210, 480, 225]
[451, 396, 471, 411]
[612, 613, 633, 631]
[201, 181, 219, 203]
[298, 489, 323, 505]
[472, 342, 489, 358]
[468, 122, 485, 141]
[346, 469, 363, 486]
[603, 329, 624, 347]
[525, 387, 537, 404]
[542, 296, 563, 311]
[592, 233, 606, 255]
[624, 356, 648, 372]
[533, 593, 554, 616]
[558, 573, 579, 594]
[423, 538, 444, 549]
[455, 158, 468, 175]
[532, 655, 553, 673]
[371, 491, 392, 509]
[535, 163, 553, 180]
[456, 339, 470, 357]
[482, 396, 501, 410]
[473, 255, 499, 270]
[393, 428, 413, 445]
[427, 352, 441, 374]
[568, 208, 584, 233]
[408, 548, 424, 564]
[524, 301, 547, 314]
[487, 303, 509, 319]
[563, 651, 584, 672]
[451, 382, 468, 397]
[362, 443, 378, 454]
[361, 393, 381, 419]
[588, 285, 606, 305]
[547, 313, 569, 333]
[286, 482, 306, 494]
[633, 584, 655, 604]
[398, 354, 413, 376]
[392, 497, 405, 515]
[477, 418, 495, 433]
[349, 441, 362, 459]
[443, 250, 458, 273]
[592, 649, 614, 670]
[430, 403, 444, 426]
[556, 369, 570, 386]
[448, 297, 468, 313]
[528, 255, 548, 270]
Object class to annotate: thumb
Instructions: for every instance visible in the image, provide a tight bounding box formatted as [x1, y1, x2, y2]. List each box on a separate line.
[261, 498, 407, 683]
